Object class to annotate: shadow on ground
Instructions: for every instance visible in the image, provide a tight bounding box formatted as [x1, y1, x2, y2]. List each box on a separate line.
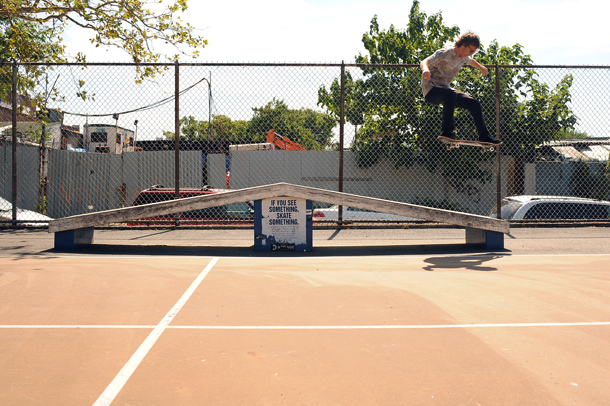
[43, 243, 510, 258]
[422, 255, 504, 271]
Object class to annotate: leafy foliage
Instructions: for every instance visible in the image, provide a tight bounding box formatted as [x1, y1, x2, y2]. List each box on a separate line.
[168, 115, 250, 142]
[1, 0, 206, 138]
[0, 18, 65, 109]
[0, 0, 206, 66]
[465, 42, 577, 158]
[569, 160, 610, 200]
[249, 99, 336, 150]
[317, 0, 577, 186]
[555, 129, 591, 139]
[165, 100, 336, 151]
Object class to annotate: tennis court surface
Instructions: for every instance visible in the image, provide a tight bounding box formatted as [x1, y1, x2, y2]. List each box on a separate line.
[1, 227, 610, 405]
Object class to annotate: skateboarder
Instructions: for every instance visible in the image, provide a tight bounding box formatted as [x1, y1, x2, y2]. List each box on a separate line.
[420, 32, 501, 145]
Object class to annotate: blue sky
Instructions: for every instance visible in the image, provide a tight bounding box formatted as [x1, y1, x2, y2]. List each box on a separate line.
[65, 0, 609, 65]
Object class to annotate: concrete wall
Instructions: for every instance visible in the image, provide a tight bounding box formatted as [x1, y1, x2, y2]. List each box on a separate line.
[208, 154, 228, 189]
[533, 161, 609, 199]
[47, 149, 123, 218]
[0, 143, 41, 211]
[47, 150, 202, 218]
[221, 150, 511, 216]
[7, 147, 607, 220]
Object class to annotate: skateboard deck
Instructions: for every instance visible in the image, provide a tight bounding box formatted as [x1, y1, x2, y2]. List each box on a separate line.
[438, 136, 501, 153]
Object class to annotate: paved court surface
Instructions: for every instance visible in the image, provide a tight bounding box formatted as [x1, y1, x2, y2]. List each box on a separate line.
[1, 227, 610, 405]
[3, 226, 610, 256]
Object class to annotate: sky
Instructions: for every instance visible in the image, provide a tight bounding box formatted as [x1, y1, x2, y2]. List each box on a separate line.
[64, 0, 609, 65]
[57, 0, 609, 140]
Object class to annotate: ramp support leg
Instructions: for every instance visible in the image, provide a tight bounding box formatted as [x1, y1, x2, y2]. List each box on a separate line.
[465, 228, 504, 250]
[54, 227, 94, 251]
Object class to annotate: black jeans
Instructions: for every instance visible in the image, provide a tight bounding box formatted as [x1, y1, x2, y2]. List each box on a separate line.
[425, 86, 490, 139]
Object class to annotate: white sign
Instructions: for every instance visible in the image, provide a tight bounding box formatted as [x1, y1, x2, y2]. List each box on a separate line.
[261, 197, 306, 249]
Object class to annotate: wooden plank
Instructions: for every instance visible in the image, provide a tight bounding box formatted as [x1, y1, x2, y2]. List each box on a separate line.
[49, 182, 509, 234]
[48, 184, 286, 233]
[278, 184, 509, 234]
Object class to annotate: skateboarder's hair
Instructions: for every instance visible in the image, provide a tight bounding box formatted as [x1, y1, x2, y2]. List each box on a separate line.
[455, 32, 480, 49]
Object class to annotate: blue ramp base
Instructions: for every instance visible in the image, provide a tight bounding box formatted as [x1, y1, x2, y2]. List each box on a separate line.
[54, 227, 94, 251]
[465, 228, 504, 250]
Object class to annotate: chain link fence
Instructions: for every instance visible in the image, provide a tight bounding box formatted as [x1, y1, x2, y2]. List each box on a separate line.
[1, 62, 609, 227]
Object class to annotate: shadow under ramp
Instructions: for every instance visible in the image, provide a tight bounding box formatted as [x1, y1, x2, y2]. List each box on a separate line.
[46, 243, 510, 258]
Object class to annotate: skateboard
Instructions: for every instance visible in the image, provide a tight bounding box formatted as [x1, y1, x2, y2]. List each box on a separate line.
[438, 136, 501, 153]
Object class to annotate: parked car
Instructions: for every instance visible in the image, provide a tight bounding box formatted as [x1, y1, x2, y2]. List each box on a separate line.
[489, 195, 610, 220]
[128, 185, 254, 225]
[312, 204, 419, 222]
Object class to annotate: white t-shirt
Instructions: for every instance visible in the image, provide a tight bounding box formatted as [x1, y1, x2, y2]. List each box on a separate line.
[421, 47, 472, 97]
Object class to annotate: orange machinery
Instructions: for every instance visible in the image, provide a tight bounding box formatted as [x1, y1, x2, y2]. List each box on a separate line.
[266, 129, 306, 151]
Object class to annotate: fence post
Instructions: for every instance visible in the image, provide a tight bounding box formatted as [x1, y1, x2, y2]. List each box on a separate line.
[338, 61, 345, 226]
[11, 61, 18, 228]
[40, 105, 47, 216]
[174, 60, 180, 226]
[495, 63, 502, 219]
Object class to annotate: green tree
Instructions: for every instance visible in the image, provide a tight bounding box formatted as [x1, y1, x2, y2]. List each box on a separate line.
[569, 160, 610, 200]
[317, 71, 366, 127]
[0, 17, 64, 62]
[170, 115, 250, 141]
[1, 18, 64, 106]
[1, 17, 69, 147]
[0, 0, 206, 67]
[2, 1, 206, 141]
[317, 0, 576, 187]
[165, 100, 336, 150]
[555, 129, 590, 140]
[449, 41, 576, 192]
[319, 4, 458, 166]
[249, 99, 336, 150]
[1, 0, 206, 114]
[460, 41, 576, 159]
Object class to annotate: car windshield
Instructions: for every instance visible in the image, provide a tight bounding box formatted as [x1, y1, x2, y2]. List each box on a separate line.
[501, 201, 522, 219]
[489, 199, 521, 219]
[134, 192, 175, 205]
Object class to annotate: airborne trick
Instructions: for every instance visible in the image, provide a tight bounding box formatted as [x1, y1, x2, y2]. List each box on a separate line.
[438, 136, 498, 153]
[420, 31, 502, 148]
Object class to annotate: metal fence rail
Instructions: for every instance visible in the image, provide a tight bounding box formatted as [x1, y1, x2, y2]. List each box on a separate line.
[1, 62, 609, 227]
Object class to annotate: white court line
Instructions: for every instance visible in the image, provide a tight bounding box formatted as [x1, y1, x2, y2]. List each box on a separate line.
[0, 325, 156, 329]
[91, 257, 219, 406]
[166, 321, 610, 329]
[2, 321, 610, 330]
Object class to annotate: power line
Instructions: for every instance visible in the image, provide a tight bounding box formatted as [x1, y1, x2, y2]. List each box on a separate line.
[61, 77, 209, 117]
